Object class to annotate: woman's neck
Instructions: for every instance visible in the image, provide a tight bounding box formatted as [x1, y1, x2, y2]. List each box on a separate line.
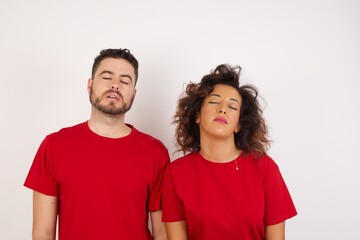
[199, 137, 241, 163]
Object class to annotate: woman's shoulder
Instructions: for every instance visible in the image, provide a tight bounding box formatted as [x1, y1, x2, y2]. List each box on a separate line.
[242, 152, 279, 171]
[167, 152, 198, 171]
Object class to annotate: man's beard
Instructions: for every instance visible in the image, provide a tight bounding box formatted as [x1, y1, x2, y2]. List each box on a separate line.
[89, 87, 134, 115]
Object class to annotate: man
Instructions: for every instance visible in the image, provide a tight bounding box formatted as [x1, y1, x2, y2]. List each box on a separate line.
[24, 49, 169, 240]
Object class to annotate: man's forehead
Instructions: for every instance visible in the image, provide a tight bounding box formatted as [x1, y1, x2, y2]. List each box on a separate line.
[97, 58, 135, 74]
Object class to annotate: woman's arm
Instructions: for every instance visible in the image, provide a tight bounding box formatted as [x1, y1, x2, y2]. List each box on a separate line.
[150, 210, 167, 240]
[266, 221, 285, 240]
[164, 221, 188, 240]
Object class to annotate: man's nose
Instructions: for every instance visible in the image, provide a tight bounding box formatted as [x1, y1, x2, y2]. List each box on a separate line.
[111, 81, 119, 90]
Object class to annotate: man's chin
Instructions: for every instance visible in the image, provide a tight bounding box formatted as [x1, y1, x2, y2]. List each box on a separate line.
[97, 105, 130, 115]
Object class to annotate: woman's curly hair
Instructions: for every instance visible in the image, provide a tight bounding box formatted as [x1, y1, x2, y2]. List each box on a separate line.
[174, 64, 270, 156]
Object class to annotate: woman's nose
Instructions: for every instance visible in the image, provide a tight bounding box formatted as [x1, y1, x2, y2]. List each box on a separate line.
[218, 107, 226, 114]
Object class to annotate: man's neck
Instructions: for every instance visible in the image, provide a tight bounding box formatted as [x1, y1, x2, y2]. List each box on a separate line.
[88, 110, 131, 139]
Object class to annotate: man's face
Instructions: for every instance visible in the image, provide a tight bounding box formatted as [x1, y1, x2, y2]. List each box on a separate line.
[88, 58, 136, 115]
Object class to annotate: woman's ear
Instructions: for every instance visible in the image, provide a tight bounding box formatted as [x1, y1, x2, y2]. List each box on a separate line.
[235, 123, 241, 133]
[196, 114, 200, 124]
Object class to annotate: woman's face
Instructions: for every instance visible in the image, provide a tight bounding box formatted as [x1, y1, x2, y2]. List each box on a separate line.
[196, 84, 242, 140]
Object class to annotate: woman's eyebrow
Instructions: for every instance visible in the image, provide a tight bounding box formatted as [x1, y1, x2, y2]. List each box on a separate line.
[209, 94, 240, 104]
[230, 98, 240, 104]
[209, 93, 221, 98]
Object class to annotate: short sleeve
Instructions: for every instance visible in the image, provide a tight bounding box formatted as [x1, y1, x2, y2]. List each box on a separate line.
[262, 158, 297, 226]
[147, 145, 170, 212]
[162, 165, 186, 222]
[24, 136, 58, 196]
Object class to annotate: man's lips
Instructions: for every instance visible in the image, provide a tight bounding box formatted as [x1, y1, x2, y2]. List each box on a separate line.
[104, 91, 121, 101]
[213, 116, 227, 124]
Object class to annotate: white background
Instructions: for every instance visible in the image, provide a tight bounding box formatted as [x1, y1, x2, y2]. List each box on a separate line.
[1, 0, 359, 239]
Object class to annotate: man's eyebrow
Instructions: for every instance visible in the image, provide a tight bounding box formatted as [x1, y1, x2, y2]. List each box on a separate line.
[119, 74, 133, 82]
[99, 70, 114, 76]
[99, 70, 133, 82]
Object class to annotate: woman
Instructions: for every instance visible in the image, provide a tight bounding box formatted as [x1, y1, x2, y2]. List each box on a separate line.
[162, 64, 297, 240]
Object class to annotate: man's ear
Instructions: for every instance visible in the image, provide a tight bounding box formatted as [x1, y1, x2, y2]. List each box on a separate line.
[87, 78, 93, 94]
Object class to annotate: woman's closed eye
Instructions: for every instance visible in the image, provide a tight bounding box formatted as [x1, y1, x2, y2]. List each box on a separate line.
[208, 101, 219, 104]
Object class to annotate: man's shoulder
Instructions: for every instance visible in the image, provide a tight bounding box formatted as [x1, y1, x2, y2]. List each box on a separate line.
[46, 122, 86, 140]
[131, 126, 167, 149]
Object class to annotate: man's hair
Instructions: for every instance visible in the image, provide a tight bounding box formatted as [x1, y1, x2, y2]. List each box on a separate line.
[91, 48, 139, 83]
[174, 64, 270, 156]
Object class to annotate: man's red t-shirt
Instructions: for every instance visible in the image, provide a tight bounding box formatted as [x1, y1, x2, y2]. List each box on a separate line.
[24, 122, 170, 240]
[162, 152, 297, 240]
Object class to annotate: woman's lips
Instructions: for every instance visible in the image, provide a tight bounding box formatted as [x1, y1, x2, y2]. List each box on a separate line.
[213, 117, 227, 124]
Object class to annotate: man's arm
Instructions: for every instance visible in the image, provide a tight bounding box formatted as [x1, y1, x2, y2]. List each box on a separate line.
[266, 222, 285, 240]
[32, 191, 58, 240]
[164, 221, 188, 240]
[150, 210, 167, 240]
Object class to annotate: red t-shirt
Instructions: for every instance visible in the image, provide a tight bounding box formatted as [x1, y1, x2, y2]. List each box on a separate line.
[24, 122, 170, 240]
[162, 152, 297, 240]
